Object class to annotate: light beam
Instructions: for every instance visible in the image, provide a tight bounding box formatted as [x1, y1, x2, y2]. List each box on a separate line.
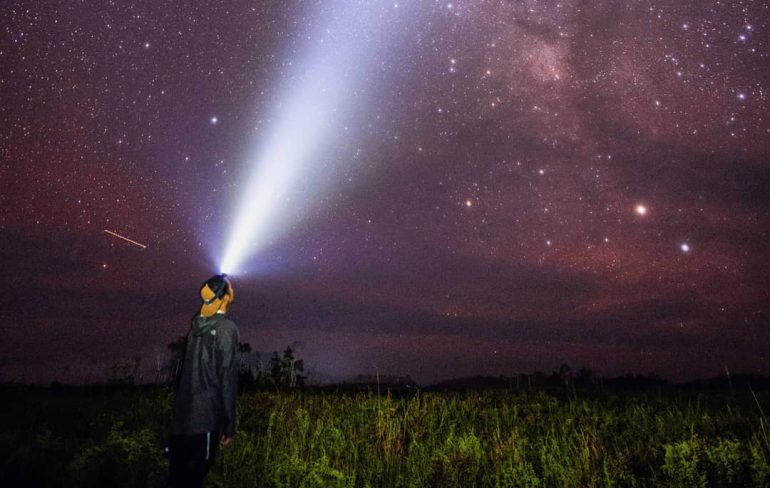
[219, 2, 407, 275]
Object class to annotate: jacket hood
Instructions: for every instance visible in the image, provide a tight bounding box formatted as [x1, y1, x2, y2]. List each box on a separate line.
[192, 313, 227, 337]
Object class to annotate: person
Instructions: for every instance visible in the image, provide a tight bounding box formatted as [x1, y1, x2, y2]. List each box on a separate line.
[167, 274, 239, 488]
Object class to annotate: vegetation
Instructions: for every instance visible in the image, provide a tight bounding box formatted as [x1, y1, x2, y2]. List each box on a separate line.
[1, 383, 769, 487]
[165, 339, 306, 391]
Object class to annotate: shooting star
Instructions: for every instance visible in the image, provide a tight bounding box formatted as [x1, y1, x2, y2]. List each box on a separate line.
[103, 229, 147, 249]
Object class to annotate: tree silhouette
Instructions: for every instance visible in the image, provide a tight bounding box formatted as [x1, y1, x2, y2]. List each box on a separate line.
[576, 367, 595, 385]
[263, 346, 307, 390]
[269, 351, 282, 388]
[238, 342, 260, 391]
[281, 345, 306, 388]
[167, 336, 308, 390]
[166, 335, 187, 385]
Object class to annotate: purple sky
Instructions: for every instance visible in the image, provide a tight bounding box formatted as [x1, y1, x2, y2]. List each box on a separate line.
[2, 0, 769, 384]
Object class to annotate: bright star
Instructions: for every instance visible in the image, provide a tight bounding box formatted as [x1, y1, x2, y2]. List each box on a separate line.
[210, 116, 219, 124]
[680, 243, 690, 253]
[635, 204, 647, 216]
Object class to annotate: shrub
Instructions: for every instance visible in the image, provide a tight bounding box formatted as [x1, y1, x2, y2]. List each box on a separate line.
[662, 437, 707, 487]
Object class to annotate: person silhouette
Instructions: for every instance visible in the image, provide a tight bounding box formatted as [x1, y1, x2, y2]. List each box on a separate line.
[167, 274, 239, 488]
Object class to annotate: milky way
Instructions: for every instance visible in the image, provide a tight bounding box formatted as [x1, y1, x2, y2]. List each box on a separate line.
[1, 1, 768, 383]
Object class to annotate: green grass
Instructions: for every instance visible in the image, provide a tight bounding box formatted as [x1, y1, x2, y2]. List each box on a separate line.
[1, 385, 769, 487]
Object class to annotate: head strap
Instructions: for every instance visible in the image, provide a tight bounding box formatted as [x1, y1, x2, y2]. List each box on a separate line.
[203, 274, 229, 304]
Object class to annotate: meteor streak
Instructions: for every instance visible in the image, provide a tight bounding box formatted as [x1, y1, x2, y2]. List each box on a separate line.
[103, 229, 147, 249]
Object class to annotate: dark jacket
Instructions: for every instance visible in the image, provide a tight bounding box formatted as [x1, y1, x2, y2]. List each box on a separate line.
[172, 313, 239, 438]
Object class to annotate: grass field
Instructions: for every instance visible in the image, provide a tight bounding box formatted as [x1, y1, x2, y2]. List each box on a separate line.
[2, 384, 769, 487]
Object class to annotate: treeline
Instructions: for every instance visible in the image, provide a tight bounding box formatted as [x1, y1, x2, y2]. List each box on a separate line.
[166, 336, 306, 391]
[237, 343, 306, 391]
[431, 364, 669, 392]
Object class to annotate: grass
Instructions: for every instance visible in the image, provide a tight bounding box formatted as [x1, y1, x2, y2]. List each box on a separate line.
[1, 384, 769, 487]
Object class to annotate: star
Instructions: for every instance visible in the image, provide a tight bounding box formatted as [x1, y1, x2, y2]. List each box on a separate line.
[3, 0, 769, 387]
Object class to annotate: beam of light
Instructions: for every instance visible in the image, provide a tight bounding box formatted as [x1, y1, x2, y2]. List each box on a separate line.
[219, 2, 407, 275]
[103, 229, 147, 249]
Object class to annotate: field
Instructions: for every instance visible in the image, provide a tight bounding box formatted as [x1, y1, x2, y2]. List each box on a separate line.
[2, 384, 770, 487]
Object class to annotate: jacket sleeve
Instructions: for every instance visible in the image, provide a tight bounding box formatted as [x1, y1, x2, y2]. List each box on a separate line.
[217, 322, 239, 438]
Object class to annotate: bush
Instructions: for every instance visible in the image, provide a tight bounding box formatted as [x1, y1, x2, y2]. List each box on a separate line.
[662, 437, 707, 487]
[68, 422, 167, 487]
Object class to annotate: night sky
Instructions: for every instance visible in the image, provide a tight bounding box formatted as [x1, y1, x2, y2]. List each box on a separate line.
[2, 0, 769, 384]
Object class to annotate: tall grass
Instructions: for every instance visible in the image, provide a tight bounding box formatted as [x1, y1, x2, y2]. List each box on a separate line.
[1, 385, 769, 486]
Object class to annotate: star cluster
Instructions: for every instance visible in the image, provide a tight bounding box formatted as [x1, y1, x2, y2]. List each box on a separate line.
[1, 0, 768, 383]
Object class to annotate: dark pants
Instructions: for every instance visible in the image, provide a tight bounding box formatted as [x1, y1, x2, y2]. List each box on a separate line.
[167, 432, 219, 488]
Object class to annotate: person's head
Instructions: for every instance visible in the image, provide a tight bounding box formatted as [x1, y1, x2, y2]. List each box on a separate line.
[199, 274, 234, 317]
